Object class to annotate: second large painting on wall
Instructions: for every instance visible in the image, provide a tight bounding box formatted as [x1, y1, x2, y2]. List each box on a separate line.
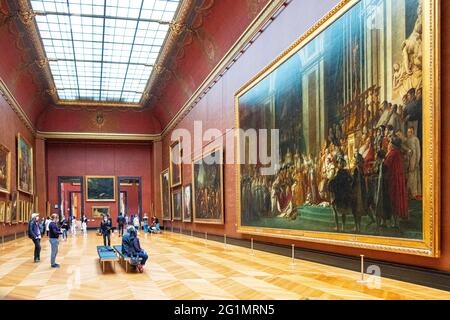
[236, 0, 440, 256]
[17, 134, 33, 195]
[192, 148, 224, 224]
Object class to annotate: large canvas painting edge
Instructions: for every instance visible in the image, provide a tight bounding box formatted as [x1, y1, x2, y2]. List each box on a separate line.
[235, 0, 440, 257]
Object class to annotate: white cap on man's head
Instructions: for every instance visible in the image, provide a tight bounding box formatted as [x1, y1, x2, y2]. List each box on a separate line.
[31, 213, 39, 219]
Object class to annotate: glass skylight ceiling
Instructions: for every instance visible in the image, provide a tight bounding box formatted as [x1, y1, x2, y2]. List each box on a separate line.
[30, 0, 181, 104]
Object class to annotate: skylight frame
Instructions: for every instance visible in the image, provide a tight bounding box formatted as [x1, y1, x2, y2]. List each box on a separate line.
[29, 0, 181, 106]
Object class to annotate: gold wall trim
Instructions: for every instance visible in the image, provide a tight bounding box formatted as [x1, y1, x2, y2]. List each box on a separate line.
[36, 131, 161, 142]
[161, 0, 288, 137]
[0, 77, 36, 134]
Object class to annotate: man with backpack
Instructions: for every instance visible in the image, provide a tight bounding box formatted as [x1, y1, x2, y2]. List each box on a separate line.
[28, 213, 42, 263]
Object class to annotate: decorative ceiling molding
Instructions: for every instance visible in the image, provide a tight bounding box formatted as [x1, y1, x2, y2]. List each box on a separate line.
[0, 77, 36, 134]
[161, 0, 289, 138]
[36, 131, 161, 142]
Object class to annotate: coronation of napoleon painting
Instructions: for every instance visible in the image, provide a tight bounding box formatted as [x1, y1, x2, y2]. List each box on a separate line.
[237, 0, 436, 248]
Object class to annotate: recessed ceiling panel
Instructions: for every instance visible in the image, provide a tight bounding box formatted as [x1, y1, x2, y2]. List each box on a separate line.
[30, 0, 181, 104]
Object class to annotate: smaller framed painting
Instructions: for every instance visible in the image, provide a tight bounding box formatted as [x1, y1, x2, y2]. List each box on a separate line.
[0, 144, 11, 194]
[5, 201, 11, 224]
[171, 189, 182, 221]
[160, 169, 171, 221]
[18, 200, 23, 223]
[92, 206, 110, 219]
[17, 134, 34, 195]
[0, 201, 5, 223]
[10, 192, 18, 224]
[86, 176, 116, 202]
[169, 139, 182, 188]
[192, 147, 224, 225]
[182, 184, 192, 223]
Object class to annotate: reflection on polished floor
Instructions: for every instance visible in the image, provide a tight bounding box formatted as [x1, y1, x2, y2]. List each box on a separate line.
[0, 231, 449, 300]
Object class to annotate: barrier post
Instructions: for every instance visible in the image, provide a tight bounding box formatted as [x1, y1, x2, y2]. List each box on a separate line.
[251, 238, 254, 256]
[290, 244, 296, 266]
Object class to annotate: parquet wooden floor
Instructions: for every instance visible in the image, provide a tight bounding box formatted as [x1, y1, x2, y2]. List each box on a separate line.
[0, 231, 448, 300]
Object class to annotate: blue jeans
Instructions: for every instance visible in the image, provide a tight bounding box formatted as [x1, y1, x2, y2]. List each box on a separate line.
[137, 251, 148, 265]
[49, 238, 59, 266]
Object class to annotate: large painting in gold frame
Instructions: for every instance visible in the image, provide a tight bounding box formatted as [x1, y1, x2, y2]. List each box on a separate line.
[17, 133, 34, 195]
[0, 144, 11, 194]
[235, 0, 440, 257]
[169, 139, 183, 188]
[192, 147, 224, 225]
[85, 176, 116, 202]
[160, 169, 172, 221]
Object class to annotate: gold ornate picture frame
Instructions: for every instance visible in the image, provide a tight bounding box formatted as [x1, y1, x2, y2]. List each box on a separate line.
[85, 176, 116, 202]
[160, 169, 172, 221]
[192, 147, 225, 225]
[17, 133, 34, 195]
[0, 144, 11, 194]
[169, 139, 183, 188]
[235, 0, 440, 257]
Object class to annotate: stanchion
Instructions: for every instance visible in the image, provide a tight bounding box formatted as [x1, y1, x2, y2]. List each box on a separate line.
[190, 229, 193, 241]
[14, 233, 17, 240]
[1, 235, 4, 248]
[171, 222, 174, 234]
[204, 232, 208, 246]
[224, 234, 227, 249]
[357, 255, 369, 284]
[290, 244, 296, 266]
[251, 238, 255, 256]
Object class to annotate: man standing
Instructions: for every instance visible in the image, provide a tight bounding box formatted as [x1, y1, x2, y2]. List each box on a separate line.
[406, 127, 422, 200]
[384, 138, 409, 228]
[49, 214, 62, 268]
[100, 214, 113, 247]
[117, 213, 125, 237]
[28, 213, 41, 263]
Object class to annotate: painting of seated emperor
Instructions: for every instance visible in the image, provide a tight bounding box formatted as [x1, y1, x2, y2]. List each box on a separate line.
[237, 0, 434, 244]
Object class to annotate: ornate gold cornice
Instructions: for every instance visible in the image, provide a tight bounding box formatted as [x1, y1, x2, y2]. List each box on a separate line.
[36, 131, 161, 142]
[0, 77, 36, 134]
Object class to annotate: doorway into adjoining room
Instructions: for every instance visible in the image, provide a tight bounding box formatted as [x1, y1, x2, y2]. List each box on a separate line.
[117, 177, 142, 221]
[58, 176, 84, 221]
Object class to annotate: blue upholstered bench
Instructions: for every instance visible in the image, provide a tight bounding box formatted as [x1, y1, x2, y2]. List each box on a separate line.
[113, 245, 142, 273]
[97, 246, 119, 273]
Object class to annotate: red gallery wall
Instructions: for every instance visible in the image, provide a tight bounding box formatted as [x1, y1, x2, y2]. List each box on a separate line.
[159, 0, 450, 272]
[46, 141, 153, 228]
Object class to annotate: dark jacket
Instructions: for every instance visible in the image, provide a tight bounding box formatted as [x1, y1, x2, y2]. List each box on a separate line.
[28, 219, 40, 239]
[117, 216, 125, 225]
[49, 221, 62, 239]
[121, 233, 133, 256]
[100, 219, 112, 235]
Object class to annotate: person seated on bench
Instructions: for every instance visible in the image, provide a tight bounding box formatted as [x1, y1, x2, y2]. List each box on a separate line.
[100, 214, 113, 247]
[122, 226, 148, 273]
[150, 216, 161, 233]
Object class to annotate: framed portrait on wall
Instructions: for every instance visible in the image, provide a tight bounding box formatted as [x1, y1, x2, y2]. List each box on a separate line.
[18, 200, 23, 223]
[0, 201, 5, 223]
[92, 206, 110, 219]
[236, 0, 440, 257]
[171, 189, 182, 221]
[119, 191, 127, 216]
[160, 169, 171, 221]
[0, 144, 11, 194]
[170, 139, 183, 188]
[5, 200, 11, 224]
[17, 134, 34, 195]
[192, 147, 224, 225]
[86, 176, 116, 202]
[10, 191, 18, 224]
[182, 184, 193, 223]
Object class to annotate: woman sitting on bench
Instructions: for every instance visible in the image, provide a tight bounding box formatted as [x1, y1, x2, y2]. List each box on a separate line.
[122, 226, 148, 273]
